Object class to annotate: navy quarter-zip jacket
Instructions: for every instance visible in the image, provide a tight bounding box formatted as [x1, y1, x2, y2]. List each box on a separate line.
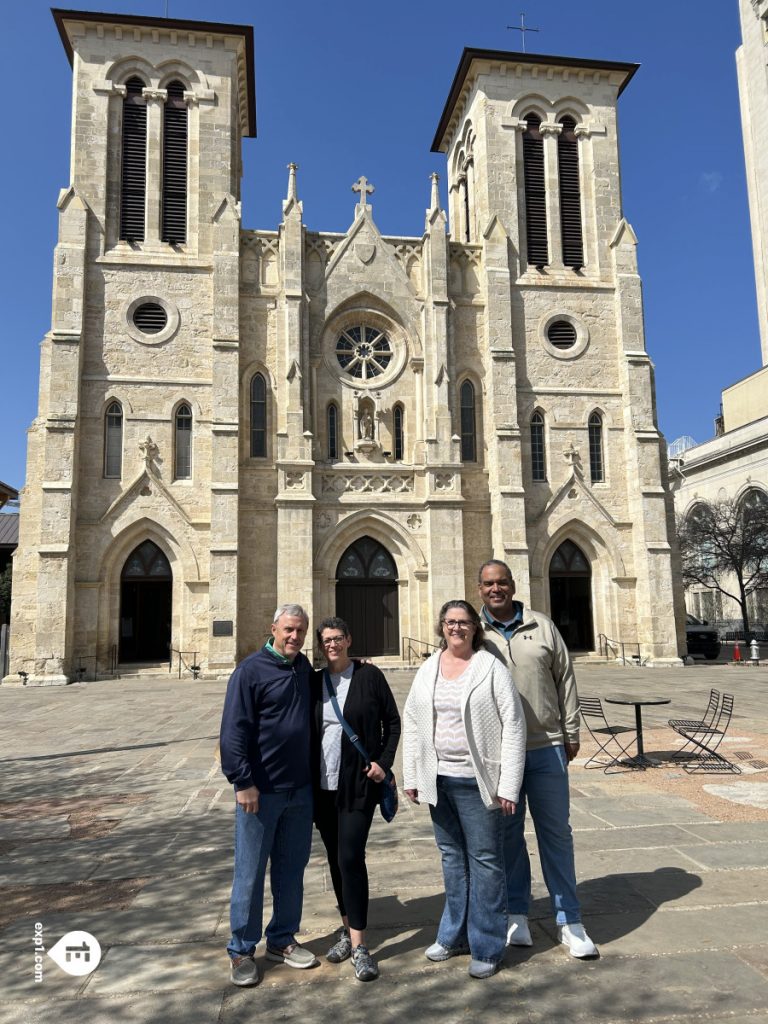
[219, 645, 312, 793]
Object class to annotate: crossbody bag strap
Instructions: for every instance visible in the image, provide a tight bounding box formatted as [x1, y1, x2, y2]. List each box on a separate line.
[323, 669, 372, 766]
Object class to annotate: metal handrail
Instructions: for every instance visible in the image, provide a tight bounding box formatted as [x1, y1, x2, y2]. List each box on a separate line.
[401, 635, 440, 666]
[168, 647, 201, 679]
[597, 633, 641, 665]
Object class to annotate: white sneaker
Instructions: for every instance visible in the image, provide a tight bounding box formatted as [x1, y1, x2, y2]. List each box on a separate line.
[506, 914, 533, 947]
[558, 922, 598, 959]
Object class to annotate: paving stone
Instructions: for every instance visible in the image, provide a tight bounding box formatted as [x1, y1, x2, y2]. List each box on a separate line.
[84, 940, 225, 994]
[0, 992, 225, 1024]
[675, 840, 768, 869]
[627, 866, 768, 909]
[0, 818, 71, 841]
[570, 824, 700, 852]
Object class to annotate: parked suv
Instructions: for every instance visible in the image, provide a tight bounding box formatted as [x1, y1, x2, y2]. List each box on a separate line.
[685, 614, 721, 660]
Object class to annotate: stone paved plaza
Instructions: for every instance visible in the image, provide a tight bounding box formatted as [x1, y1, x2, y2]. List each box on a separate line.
[1, 662, 768, 1023]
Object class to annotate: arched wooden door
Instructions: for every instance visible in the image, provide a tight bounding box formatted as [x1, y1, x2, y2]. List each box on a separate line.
[120, 540, 172, 662]
[335, 536, 399, 657]
[548, 539, 594, 651]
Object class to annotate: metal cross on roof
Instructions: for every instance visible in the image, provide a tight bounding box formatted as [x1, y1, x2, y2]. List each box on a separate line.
[352, 176, 375, 207]
[507, 12, 539, 53]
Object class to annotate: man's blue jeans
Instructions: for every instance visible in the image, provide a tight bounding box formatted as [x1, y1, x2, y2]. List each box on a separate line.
[429, 775, 506, 964]
[227, 784, 313, 959]
[504, 745, 581, 925]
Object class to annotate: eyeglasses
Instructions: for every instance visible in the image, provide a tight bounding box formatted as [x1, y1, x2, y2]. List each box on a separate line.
[321, 635, 347, 647]
[443, 619, 474, 630]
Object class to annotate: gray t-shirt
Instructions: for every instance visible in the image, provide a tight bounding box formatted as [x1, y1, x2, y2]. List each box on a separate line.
[320, 663, 354, 791]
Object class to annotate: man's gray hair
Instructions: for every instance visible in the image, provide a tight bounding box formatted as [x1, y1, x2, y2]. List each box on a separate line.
[273, 603, 309, 626]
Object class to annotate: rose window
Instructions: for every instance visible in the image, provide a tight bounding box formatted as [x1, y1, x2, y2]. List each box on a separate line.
[335, 325, 392, 380]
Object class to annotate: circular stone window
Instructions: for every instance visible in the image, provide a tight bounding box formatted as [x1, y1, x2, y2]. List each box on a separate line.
[335, 325, 393, 380]
[540, 313, 589, 359]
[124, 296, 180, 345]
[133, 302, 168, 335]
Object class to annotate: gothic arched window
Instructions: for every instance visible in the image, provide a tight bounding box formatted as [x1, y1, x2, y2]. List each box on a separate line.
[460, 380, 477, 462]
[119, 77, 147, 242]
[531, 411, 546, 481]
[174, 403, 192, 479]
[250, 373, 267, 458]
[162, 80, 188, 244]
[104, 401, 123, 479]
[523, 113, 548, 267]
[327, 402, 339, 461]
[393, 403, 404, 461]
[588, 411, 604, 482]
[558, 116, 583, 268]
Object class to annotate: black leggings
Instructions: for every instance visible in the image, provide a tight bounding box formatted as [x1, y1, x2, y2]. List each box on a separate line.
[314, 788, 376, 931]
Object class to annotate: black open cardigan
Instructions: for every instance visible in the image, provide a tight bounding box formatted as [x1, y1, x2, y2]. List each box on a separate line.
[310, 661, 401, 812]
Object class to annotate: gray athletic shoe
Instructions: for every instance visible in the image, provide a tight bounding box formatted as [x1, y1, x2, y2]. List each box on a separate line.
[265, 942, 319, 969]
[230, 954, 260, 986]
[469, 959, 500, 979]
[351, 944, 379, 982]
[326, 927, 352, 963]
[425, 941, 470, 962]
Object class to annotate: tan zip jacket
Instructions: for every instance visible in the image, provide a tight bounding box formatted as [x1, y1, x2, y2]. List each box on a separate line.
[481, 608, 580, 750]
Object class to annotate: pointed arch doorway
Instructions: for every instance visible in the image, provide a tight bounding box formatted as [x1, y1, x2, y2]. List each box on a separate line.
[549, 539, 594, 651]
[120, 540, 172, 662]
[335, 536, 399, 657]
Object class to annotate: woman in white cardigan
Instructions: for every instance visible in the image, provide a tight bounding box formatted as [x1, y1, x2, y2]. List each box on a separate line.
[403, 599, 526, 979]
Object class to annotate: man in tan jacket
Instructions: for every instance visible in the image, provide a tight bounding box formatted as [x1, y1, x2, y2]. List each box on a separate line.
[478, 559, 598, 959]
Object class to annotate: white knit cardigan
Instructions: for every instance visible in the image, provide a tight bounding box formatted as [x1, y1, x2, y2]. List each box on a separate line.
[402, 648, 527, 809]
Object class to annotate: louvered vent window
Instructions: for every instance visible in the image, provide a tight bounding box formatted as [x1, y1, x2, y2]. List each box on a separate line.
[133, 302, 168, 335]
[588, 412, 604, 482]
[104, 402, 123, 478]
[547, 320, 577, 349]
[120, 77, 147, 242]
[250, 374, 267, 458]
[162, 81, 188, 245]
[460, 381, 477, 462]
[558, 117, 584, 268]
[393, 404, 404, 461]
[175, 403, 192, 479]
[327, 403, 339, 461]
[523, 114, 548, 267]
[531, 411, 547, 481]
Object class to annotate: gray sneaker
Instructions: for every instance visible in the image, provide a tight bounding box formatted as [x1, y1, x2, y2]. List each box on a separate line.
[265, 942, 319, 969]
[351, 944, 379, 982]
[326, 927, 352, 963]
[230, 954, 260, 987]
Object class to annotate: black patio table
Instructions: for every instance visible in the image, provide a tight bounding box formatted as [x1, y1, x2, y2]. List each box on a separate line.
[604, 696, 671, 768]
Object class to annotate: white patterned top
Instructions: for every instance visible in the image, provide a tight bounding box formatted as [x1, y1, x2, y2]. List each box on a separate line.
[434, 666, 474, 777]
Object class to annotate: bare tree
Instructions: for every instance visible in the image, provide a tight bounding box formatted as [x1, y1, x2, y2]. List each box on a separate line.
[676, 492, 768, 636]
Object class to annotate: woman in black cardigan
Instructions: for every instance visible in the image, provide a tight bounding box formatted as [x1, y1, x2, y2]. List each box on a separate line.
[311, 616, 401, 982]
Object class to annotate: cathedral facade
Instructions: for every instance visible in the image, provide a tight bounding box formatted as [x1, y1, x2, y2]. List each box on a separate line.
[6, 10, 683, 683]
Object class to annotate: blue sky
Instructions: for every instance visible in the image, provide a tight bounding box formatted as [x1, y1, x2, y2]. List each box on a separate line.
[0, 0, 759, 491]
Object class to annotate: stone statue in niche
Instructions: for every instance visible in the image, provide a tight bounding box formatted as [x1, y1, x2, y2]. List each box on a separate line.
[359, 409, 374, 440]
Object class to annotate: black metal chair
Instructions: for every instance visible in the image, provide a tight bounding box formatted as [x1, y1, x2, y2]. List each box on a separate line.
[671, 693, 740, 774]
[668, 688, 720, 761]
[579, 696, 640, 774]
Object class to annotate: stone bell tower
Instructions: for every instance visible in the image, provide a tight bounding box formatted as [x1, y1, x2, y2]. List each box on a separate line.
[6, 11, 255, 683]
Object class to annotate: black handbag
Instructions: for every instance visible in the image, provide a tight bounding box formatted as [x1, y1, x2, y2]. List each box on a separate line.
[323, 670, 398, 823]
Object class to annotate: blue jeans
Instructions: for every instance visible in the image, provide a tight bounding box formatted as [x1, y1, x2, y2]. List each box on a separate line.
[227, 784, 313, 959]
[429, 775, 506, 964]
[504, 745, 581, 925]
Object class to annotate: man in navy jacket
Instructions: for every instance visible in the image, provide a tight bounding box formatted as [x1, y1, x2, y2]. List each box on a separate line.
[220, 603, 319, 986]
